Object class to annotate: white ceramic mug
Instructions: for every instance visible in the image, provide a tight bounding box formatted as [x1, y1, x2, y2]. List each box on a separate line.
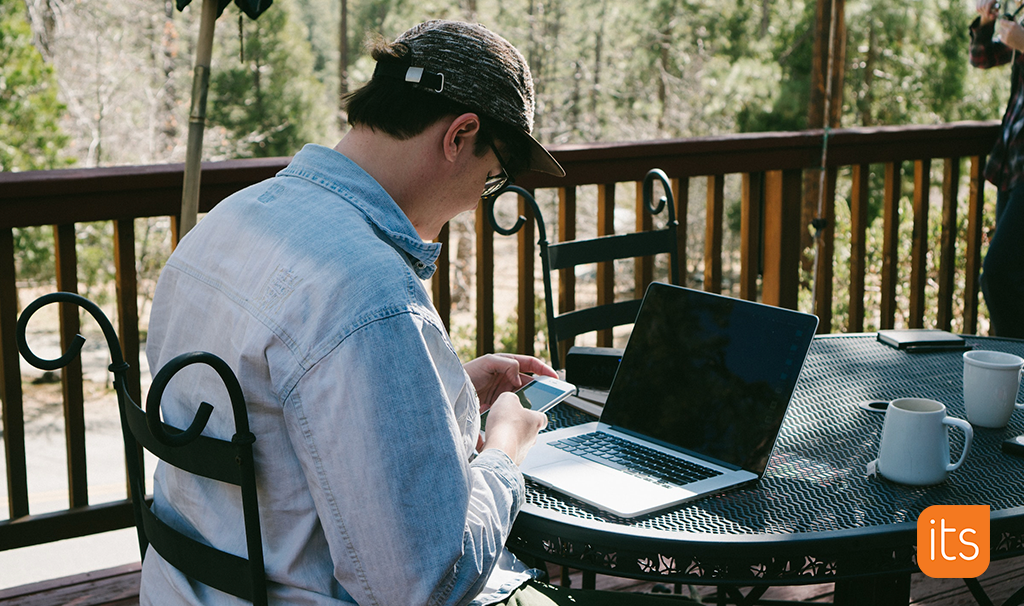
[963, 350, 1024, 429]
[872, 398, 973, 486]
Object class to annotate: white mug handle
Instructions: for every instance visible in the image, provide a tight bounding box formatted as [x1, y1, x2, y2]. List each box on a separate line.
[943, 417, 974, 472]
[1017, 367, 1024, 411]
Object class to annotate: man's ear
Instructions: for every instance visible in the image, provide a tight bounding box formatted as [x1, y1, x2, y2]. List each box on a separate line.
[442, 113, 482, 163]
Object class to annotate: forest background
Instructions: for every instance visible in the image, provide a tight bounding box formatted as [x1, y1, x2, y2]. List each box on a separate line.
[0, 0, 1014, 354]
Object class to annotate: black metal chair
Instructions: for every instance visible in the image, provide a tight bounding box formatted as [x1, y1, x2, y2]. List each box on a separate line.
[17, 292, 268, 606]
[487, 169, 682, 370]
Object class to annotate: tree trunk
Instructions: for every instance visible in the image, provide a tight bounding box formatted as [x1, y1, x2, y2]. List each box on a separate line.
[591, 0, 608, 134]
[161, 0, 179, 146]
[802, 0, 846, 275]
[22, 0, 57, 61]
[338, 0, 348, 129]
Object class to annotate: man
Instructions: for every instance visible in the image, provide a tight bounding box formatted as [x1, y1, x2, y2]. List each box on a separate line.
[142, 20, 690, 605]
[970, 0, 1024, 338]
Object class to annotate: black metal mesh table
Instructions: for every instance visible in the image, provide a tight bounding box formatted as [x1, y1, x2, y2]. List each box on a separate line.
[508, 334, 1024, 598]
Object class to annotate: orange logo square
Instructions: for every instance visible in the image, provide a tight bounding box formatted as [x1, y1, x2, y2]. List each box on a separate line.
[917, 505, 990, 578]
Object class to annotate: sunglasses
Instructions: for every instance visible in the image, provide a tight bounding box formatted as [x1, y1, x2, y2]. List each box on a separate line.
[482, 142, 514, 199]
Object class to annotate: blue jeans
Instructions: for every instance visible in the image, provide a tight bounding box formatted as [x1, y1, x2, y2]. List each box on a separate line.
[981, 184, 1024, 338]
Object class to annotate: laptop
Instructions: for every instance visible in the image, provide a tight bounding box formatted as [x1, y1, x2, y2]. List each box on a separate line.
[521, 282, 818, 517]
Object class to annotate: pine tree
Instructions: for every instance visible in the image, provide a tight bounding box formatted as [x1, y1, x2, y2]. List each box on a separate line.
[0, 0, 70, 172]
[207, 2, 332, 158]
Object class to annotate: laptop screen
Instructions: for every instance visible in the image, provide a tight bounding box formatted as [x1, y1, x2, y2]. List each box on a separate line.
[600, 283, 818, 474]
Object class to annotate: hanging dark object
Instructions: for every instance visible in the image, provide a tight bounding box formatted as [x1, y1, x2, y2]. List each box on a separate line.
[176, 0, 272, 23]
[175, 0, 272, 241]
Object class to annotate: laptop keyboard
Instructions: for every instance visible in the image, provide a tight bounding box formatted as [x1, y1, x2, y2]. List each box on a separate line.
[549, 431, 723, 488]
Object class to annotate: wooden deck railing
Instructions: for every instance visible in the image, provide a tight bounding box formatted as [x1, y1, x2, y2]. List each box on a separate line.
[0, 121, 1001, 552]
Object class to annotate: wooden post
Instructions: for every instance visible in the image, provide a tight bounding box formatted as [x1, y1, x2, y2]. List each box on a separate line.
[517, 193, 536, 355]
[634, 182, 653, 297]
[909, 160, 931, 328]
[596, 184, 615, 347]
[432, 223, 451, 333]
[179, 0, 219, 238]
[0, 228, 29, 519]
[559, 187, 576, 356]
[673, 177, 688, 286]
[476, 206, 494, 356]
[740, 173, 763, 301]
[937, 159, 960, 332]
[849, 165, 870, 332]
[965, 156, 986, 335]
[54, 223, 88, 508]
[804, 0, 847, 265]
[113, 218, 143, 495]
[704, 175, 724, 294]
[880, 162, 901, 330]
[763, 170, 802, 310]
[813, 168, 837, 333]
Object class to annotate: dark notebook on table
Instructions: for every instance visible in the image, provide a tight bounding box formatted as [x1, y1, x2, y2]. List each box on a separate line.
[876, 329, 968, 352]
[520, 283, 818, 517]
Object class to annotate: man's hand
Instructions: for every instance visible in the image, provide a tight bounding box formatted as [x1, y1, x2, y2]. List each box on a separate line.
[980, 0, 1000, 25]
[463, 353, 558, 409]
[998, 17, 1024, 49]
[480, 392, 548, 465]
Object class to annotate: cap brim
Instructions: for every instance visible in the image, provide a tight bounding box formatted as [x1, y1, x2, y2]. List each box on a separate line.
[525, 133, 565, 177]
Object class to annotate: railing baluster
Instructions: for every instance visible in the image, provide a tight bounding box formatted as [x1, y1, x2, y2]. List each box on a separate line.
[762, 169, 802, 310]
[558, 187, 576, 356]
[937, 158, 960, 332]
[433, 223, 451, 333]
[704, 175, 724, 294]
[0, 227, 29, 519]
[673, 178, 689, 286]
[813, 168, 838, 333]
[965, 156, 987, 335]
[849, 164, 870, 332]
[596, 184, 615, 347]
[113, 218, 143, 496]
[740, 173, 763, 302]
[475, 207, 495, 357]
[909, 160, 932, 329]
[634, 182, 654, 297]
[880, 162, 902, 330]
[517, 191, 536, 356]
[54, 223, 88, 508]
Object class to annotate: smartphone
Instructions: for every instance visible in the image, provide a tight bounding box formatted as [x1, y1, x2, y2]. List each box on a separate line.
[1003, 435, 1024, 458]
[480, 375, 577, 427]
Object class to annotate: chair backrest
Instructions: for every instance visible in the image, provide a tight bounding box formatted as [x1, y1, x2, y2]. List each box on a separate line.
[16, 293, 268, 606]
[488, 169, 681, 369]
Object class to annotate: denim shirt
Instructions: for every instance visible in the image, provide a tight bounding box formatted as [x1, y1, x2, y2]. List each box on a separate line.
[140, 144, 534, 605]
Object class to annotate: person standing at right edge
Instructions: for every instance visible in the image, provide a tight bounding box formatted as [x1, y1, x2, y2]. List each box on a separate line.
[971, 0, 1024, 338]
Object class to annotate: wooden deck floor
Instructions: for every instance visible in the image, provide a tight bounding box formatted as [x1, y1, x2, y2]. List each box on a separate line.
[2, 556, 1023, 605]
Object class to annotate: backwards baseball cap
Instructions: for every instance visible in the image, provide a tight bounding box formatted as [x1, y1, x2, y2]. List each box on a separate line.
[372, 20, 565, 178]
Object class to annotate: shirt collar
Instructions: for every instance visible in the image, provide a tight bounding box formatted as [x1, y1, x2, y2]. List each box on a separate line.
[277, 144, 442, 280]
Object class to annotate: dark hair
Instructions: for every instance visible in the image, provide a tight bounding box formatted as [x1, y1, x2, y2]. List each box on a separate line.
[344, 38, 531, 178]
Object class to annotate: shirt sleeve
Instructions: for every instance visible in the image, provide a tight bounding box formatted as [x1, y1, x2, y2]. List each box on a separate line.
[281, 309, 525, 606]
[970, 16, 1015, 69]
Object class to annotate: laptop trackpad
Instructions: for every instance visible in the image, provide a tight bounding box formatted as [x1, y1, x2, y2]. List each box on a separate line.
[526, 459, 694, 514]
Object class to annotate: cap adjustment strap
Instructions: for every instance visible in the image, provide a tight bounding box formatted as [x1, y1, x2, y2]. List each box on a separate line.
[373, 62, 444, 93]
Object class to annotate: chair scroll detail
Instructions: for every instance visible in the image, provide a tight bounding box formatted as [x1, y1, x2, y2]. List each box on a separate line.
[16, 292, 268, 606]
[487, 169, 681, 369]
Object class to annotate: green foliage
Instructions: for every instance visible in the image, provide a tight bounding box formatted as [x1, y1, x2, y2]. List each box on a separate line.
[496, 295, 550, 362]
[13, 226, 55, 285]
[208, 2, 332, 157]
[0, 0, 70, 172]
[76, 222, 116, 305]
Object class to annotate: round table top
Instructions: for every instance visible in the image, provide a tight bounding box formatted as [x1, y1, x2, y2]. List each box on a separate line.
[511, 333, 1024, 584]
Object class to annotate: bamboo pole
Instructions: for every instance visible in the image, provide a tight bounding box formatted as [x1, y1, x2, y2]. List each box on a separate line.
[179, 0, 219, 239]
